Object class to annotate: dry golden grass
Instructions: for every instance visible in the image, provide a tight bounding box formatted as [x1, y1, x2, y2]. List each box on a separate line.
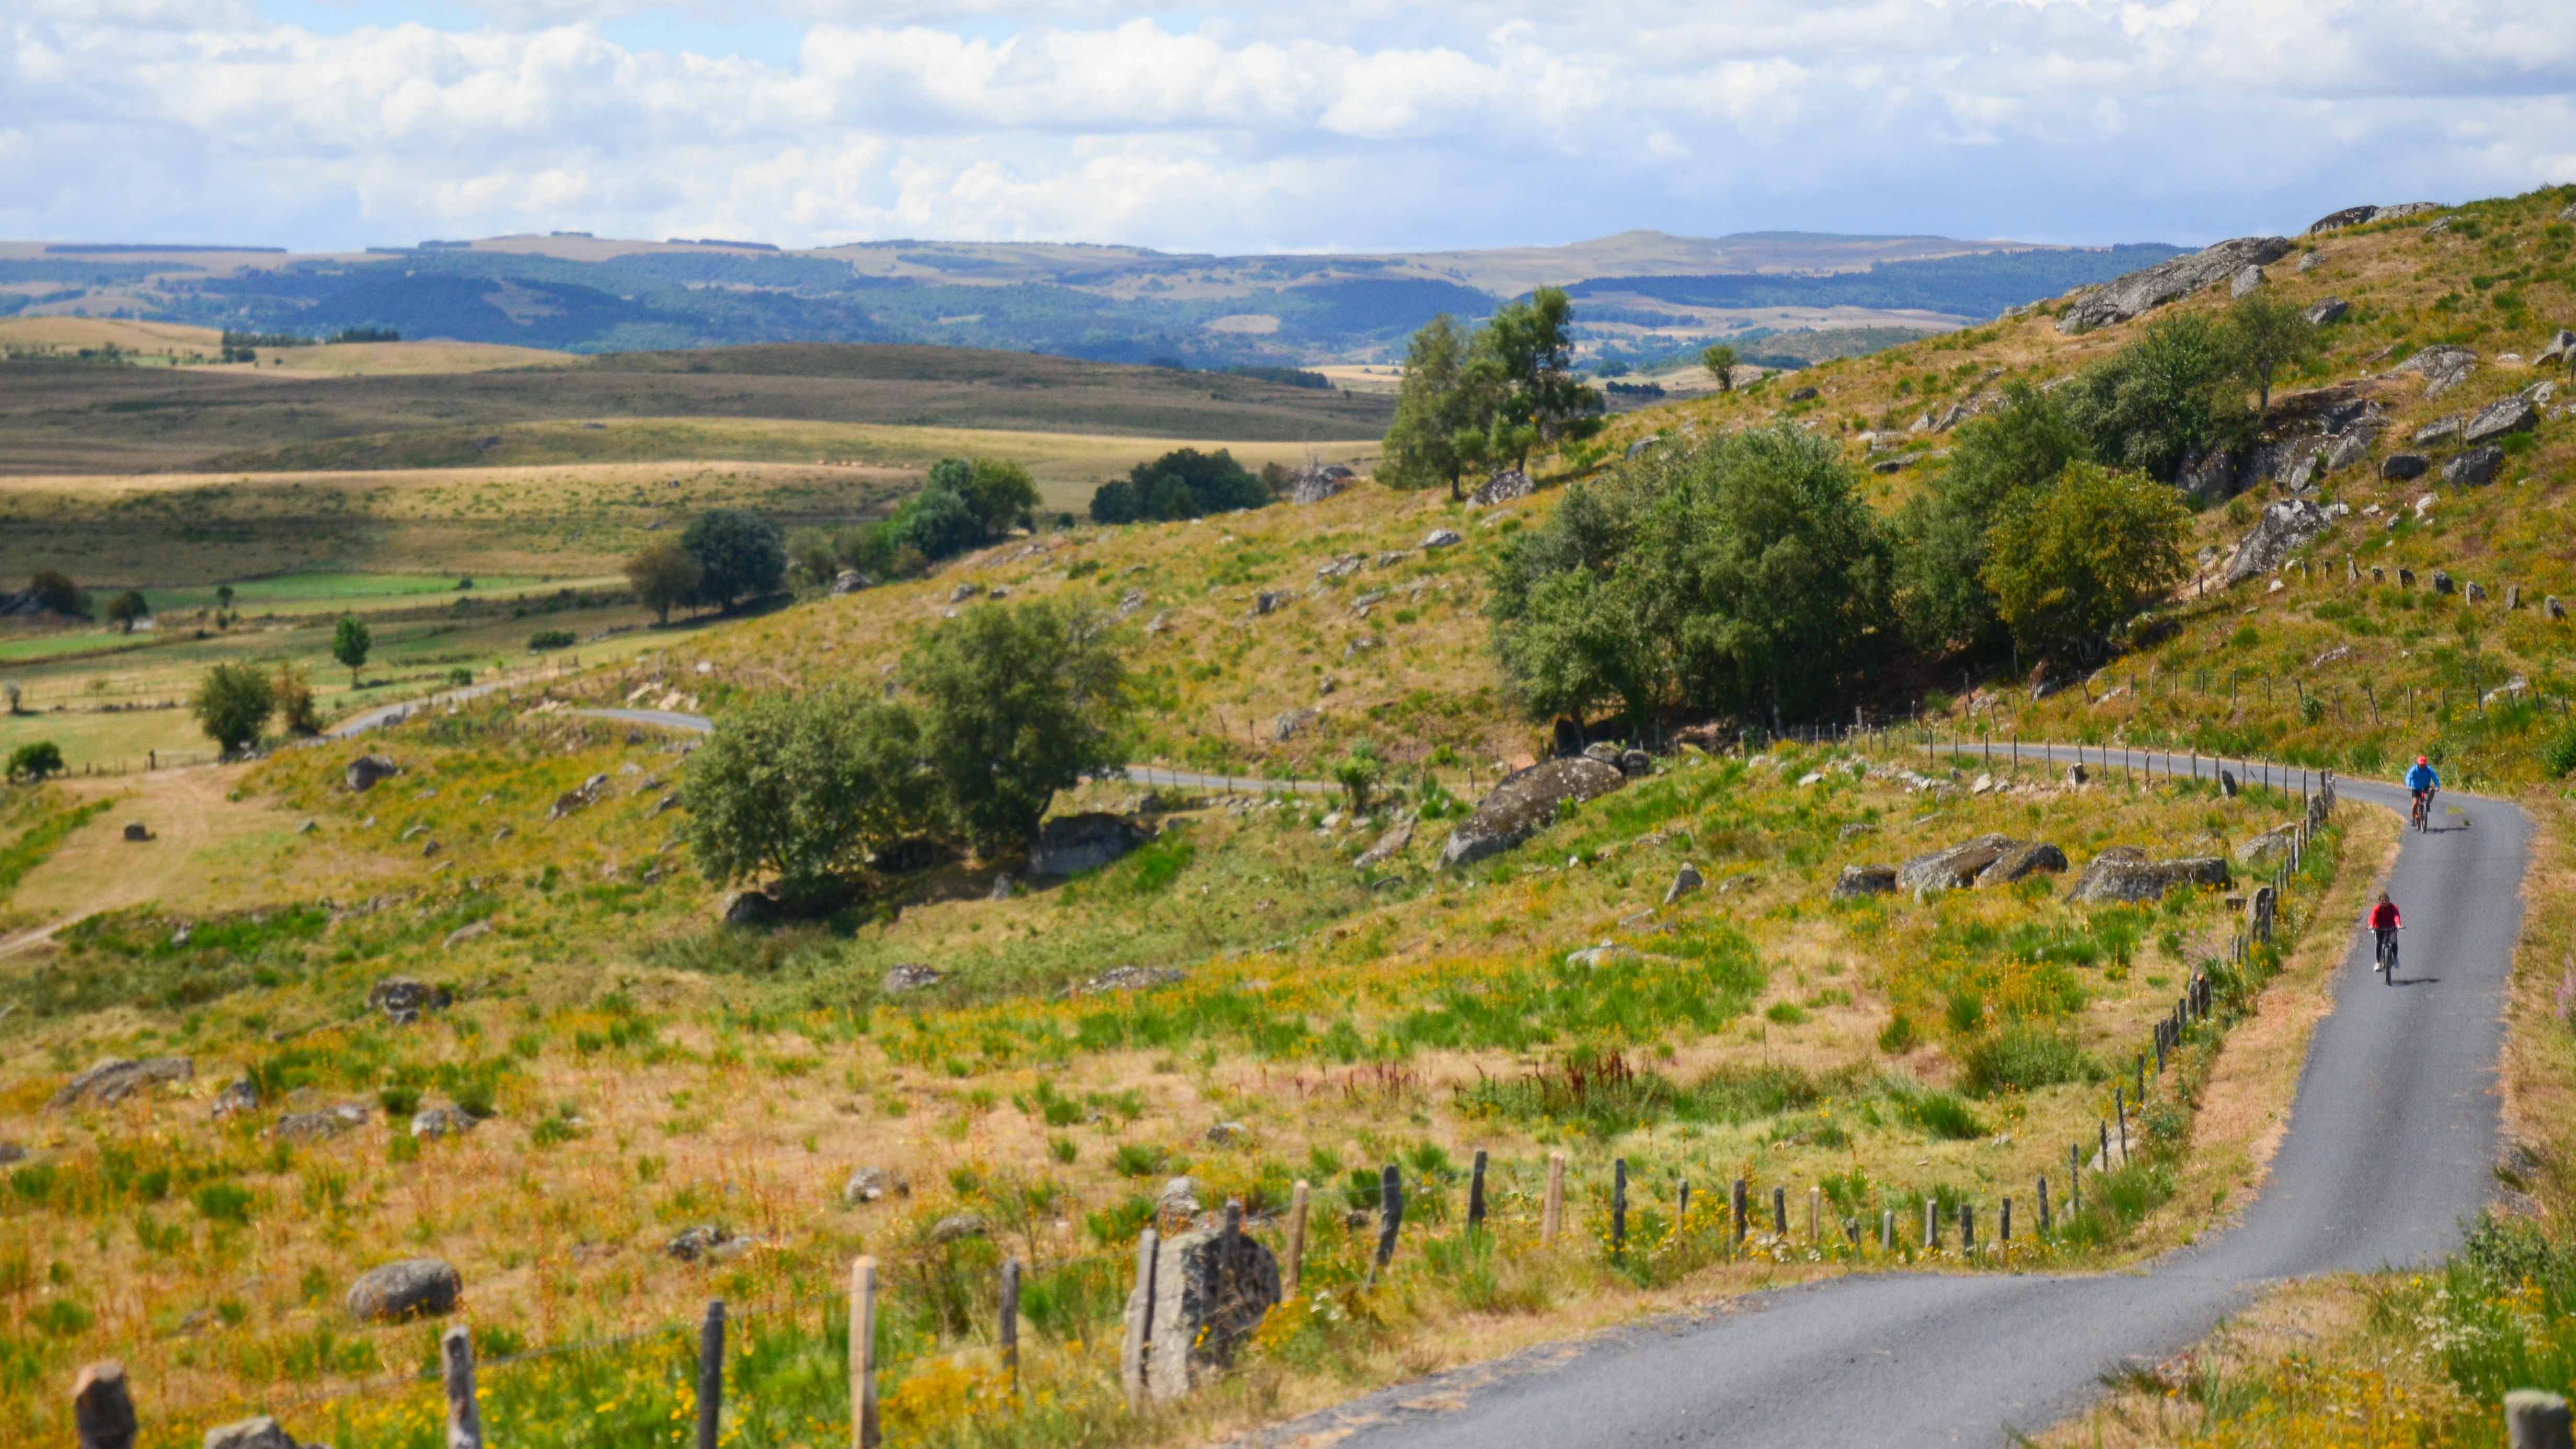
[0, 317, 222, 354]
[242, 341, 579, 376]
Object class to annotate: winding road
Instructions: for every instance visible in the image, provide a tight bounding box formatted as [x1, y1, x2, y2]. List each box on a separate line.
[1247, 758, 2528, 1448]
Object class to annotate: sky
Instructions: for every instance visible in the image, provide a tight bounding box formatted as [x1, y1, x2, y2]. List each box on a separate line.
[7, 0, 2574, 256]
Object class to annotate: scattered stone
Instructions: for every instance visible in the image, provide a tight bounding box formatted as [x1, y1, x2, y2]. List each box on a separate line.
[1467, 468, 1534, 508]
[666, 1225, 739, 1262]
[2057, 236, 2292, 332]
[347, 1258, 461, 1322]
[989, 872, 1017, 902]
[1663, 863, 1704, 904]
[880, 963, 944, 995]
[2467, 581, 2488, 604]
[2552, 596, 2569, 621]
[1899, 834, 2025, 892]
[2391, 344, 2479, 398]
[2236, 824, 2300, 868]
[2461, 395, 2540, 445]
[719, 890, 780, 927]
[1831, 864, 1898, 899]
[842, 1167, 908, 1205]
[2381, 453, 2431, 481]
[1420, 528, 1462, 550]
[2413, 415, 2463, 445]
[1439, 756, 1629, 868]
[929, 1213, 987, 1245]
[1030, 812, 1148, 877]
[203, 1417, 301, 1449]
[1205, 1121, 1249, 1147]
[1123, 1218, 1282, 1403]
[547, 773, 612, 821]
[367, 978, 452, 1022]
[1625, 436, 1662, 461]
[411, 1106, 479, 1140]
[271, 1102, 370, 1142]
[830, 569, 869, 595]
[1353, 819, 1413, 870]
[2065, 763, 2089, 786]
[50, 1056, 193, 1110]
[2432, 570, 2455, 595]
[948, 582, 982, 604]
[1977, 842, 2069, 885]
[1254, 591, 1292, 616]
[2064, 849, 2230, 905]
[2538, 329, 2576, 369]
[1283, 464, 1352, 505]
[345, 755, 400, 792]
[2444, 446, 2504, 487]
[2303, 297, 2349, 326]
[1070, 965, 1188, 996]
[1157, 1176, 1204, 1218]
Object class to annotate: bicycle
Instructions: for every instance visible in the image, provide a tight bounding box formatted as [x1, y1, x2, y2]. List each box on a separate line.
[2375, 925, 2401, 981]
[2411, 788, 2434, 833]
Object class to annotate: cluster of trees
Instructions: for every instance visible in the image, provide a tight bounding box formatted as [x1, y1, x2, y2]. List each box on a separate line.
[1088, 447, 1269, 524]
[190, 662, 323, 756]
[758, 457, 1042, 600]
[1383, 287, 1605, 499]
[626, 508, 793, 624]
[683, 598, 1129, 904]
[1484, 292, 2319, 734]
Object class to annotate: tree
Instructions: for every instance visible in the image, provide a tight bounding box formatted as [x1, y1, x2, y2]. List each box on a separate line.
[1332, 741, 1384, 813]
[1982, 463, 2190, 664]
[103, 591, 148, 634]
[1489, 425, 1890, 730]
[960, 458, 1040, 539]
[215, 584, 235, 612]
[1382, 315, 1495, 500]
[2223, 291, 2321, 413]
[681, 509, 787, 610]
[6, 741, 63, 783]
[1892, 383, 2092, 653]
[2058, 313, 2246, 482]
[786, 528, 840, 589]
[274, 664, 323, 735]
[1477, 286, 1601, 468]
[2, 679, 20, 715]
[26, 570, 89, 619]
[626, 540, 704, 625]
[1701, 343, 1741, 393]
[331, 615, 372, 685]
[190, 661, 275, 756]
[904, 599, 1130, 855]
[1089, 448, 1266, 525]
[681, 686, 942, 904]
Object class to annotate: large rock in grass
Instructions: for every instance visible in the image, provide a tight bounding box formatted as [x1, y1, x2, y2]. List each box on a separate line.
[1898, 834, 2022, 892]
[1440, 757, 1627, 868]
[204, 1418, 303, 1449]
[1831, 864, 1898, 899]
[49, 1057, 193, 1110]
[2236, 824, 2300, 868]
[1030, 813, 1148, 877]
[1977, 842, 2069, 885]
[2392, 345, 2479, 399]
[346, 1258, 461, 1322]
[1466, 468, 1534, 508]
[2057, 237, 2292, 333]
[344, 755, 400, 792]
[1122, 1220, 1281, 1405]
[2064, 848, 2230, 905]
[2221, 499, 2331, 587]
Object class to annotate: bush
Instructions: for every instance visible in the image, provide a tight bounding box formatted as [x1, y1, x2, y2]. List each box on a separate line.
[680, 508, 787, 610]
[2542, 726, 2576, 777]
[1901, 1089, 1987, 1141]
[906, 599, 1130, 855]
[272, 666, 322, 736]
[1958, 1026, 2100, 1096]
[526, 629, 576, 651]
[5, 741, 63, 783]
[681, 685, 941, 900]
[190, 662, 274, 756]
[625, 539, 702, 625]
[1089, 447, 1267, 524]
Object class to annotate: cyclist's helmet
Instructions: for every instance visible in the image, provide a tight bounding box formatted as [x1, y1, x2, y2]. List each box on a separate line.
[2418, 755, 2429, 765]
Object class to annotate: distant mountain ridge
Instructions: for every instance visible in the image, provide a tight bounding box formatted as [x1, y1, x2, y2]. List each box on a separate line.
[0, 229, 2183, 366]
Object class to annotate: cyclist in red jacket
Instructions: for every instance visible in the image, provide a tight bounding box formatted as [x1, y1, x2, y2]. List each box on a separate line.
[2365, 892, 2401, 973]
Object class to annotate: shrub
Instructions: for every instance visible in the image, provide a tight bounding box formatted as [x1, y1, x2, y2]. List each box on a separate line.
[625, 539, 703, 624]
[272, 665, 322, 736]
[526, 629, 576, 651]
[1877, 1013, 1920, 1054]
[1901, 1089, 1987, 1141]
[2543, 726, 2576, 777]
[680, 508, 787, 610]
[190, 662, 274, 756]
[1958, 1026, 2100, 1096]
[906, 599, 1130, 855]
[330, 615, 371, 684]
[681, 684, 941, 898]
[5, 740, 63, 783]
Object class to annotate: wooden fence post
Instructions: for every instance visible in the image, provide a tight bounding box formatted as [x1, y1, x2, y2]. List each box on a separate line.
[1808, 1186, 1820, 1247]
[999, 1259, 1022, 1395]
[2038, 1175, 2051, 1234]
[2508, 1391, 2574, 1449]
[72, 1362, 136, 1449]
[1732, 1178, 1749, 1245]
[1924, 1197, 1938, 1249]
[1999, 1197, 2012, 1245]
[1611, 1158, 1628, 1253]
[1285, 1181, 1310, 1293]
[1467, 1149, 1488, 1232]
[1880, 1209, 1893, 1252]
[443, 1324, 485, 1449]
[1369, 1164, 1404, 1281]
[697, 1301, 726, 1449]
[853, 1256, 882, 1446]
[1959, 1202, 1974, 1251]
[1543, 1154, 1565, 1246]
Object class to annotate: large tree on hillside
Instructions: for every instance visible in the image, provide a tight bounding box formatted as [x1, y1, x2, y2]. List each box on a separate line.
[1892, 383, 2092, 654]
[1700, 343, 1741, 393]
[1478, 286, 1602, 468]
[1382, 314, 1493, 500]
[1489, 424, 1889, 730]
[904, 599, 1130, 855]
[626, 540, 702, 624]
[2058, 313, 2246, 482]
[1982, 463, 2189, 664]
[191, 662, 274, 756]
[682, 508, 788, 610]
[682, 686, 942, 902]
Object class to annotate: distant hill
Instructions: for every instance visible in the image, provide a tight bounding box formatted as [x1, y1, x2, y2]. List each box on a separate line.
[0, 230, 2182, 367]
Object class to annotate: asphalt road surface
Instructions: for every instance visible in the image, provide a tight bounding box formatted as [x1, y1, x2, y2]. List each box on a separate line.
[1249, 754, 2527, 1448]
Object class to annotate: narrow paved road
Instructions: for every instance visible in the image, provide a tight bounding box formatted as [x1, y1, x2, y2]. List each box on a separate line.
[1254, 756, 2527, 1448]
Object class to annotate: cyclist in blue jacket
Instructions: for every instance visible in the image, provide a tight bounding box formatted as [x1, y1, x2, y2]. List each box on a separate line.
[2405, 756, 2439, 827]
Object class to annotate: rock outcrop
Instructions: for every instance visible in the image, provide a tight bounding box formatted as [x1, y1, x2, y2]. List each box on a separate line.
[1029, 813, 1147, 877]
[2221, 499, 2330, 586]
[2305, 202, 2439, 233]
[1467, 469, 1534, 508]
[1284, 465, 1352, 505]
[345, 755, 400, 792]
[1831, 864, 1898, 899]
[1122, 1219, 1281, 1405]
[50, 1057, 193, 1110]
[1439, 757, 1627, 868]
[2443, 446, 2505, 487]
[2057, 237, 2292, 333]
[1977, 842, 2069, 885]
[2461, 395, 2540, 446]
[1897, 834, 2021, 892]
[2392, 345, 2478, 398]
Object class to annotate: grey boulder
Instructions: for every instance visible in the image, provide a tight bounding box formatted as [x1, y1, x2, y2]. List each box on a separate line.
[1976, 841, 2069, 885]
[1467, 468, 1534, 508]
[2381, 453, 2431, 481]
[2391, 345, 2478, 398]
[2303, 298, 2349, 326]
[1831, 864, 1899, 899]
[2460, 395, 2539, 445]
[2221, 499, 2330, 587]
[344, 755, 400, 792]
[880, 963, 944, 995]
[843, 1167, 908, 1204]
[1898, 834, 2023, 892]
[2443, 446, 2505, 487]
[2057, 236, 2292, 332]
[50, 1056, 193, 1110]
[1439, 757, 1628, 868]
[1123, 1221, 1281, 1404]
[1030, 812, 1148, 877]
[347, 1258, 462, 1322]
[204, 1418, 302, 1449]
[2064, 848, 2230, 905]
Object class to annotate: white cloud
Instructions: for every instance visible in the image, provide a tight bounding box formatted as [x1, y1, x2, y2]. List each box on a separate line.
[3, 1, 2573, 253]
